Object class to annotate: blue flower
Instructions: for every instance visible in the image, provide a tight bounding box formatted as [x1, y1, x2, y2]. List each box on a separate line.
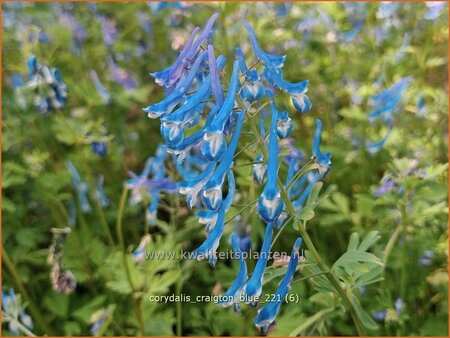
[418, 250, 434, 266]
[236, 47, 265, 102]
[95, 175, 109, 208]
[89, 70, 111, 104]
[107, 55, 137, 90]
[66, 161, 91, 213]
[366, 124, 393, 155]
[368, 76, 411, 123]
[201, 110, 245, 210]
[193, 170, 236, 266]
[178, 162, 216, 208]
[292, 172, 320, 210]
[276, 110, 293, 139]
[201, 60, 241, 162]
[373, 176, 396, 196]
[2, 289, 34, 335]
[208, 44, 224, 105]
[373, 310, 386, 321]
[217, 231, 248, 311]
[144, 51, 208, 119]
[258, 106, 284, 223]
[243, 22, 286, 69]
[92, 141, 108, 157]
[150, 13, 218, 90]
[424, 2, 447, 20]
[254, 237, 302, 335]
[312, 119, 332, 177]
[253, 120, 267, 185]
[242, 222, 273, 306]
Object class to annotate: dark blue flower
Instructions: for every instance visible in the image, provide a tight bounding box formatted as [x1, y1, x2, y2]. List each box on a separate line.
[91, 141, 108, 157]
[312, 119, 331, 177]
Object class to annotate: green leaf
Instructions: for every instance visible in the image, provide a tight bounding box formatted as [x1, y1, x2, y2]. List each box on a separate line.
[347, 233, 360, 251]
[358, 231, 380, 252]
[297, 206, 315, 221]
[305, 181, 323, 209]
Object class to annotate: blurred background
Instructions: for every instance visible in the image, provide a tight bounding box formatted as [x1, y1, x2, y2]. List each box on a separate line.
[1, 1, 448, 336]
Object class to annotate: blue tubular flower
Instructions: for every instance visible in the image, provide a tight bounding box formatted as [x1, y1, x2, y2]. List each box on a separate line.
[242, 222, 273, 306]
[253, 120, 267, 185]
[89, 70, 111, 104]
[27, 55, 38, 78]
[193, 170, 236, 266]
[66, 161, 91, 213]
[217, 232, 248, 311]
[162, 56, 226, 126]
[312, 119, 332, 177]
[368, 76, 412, 123]
[236, 47, 265, 102]
[201, 110, 245, 211]
[243, 22, 286, 69]
[253, 153, 267, 185]
[95, 175, 109, 208]
[92, 141, 107, 157]
[275, 110, 293, 139]
[198, 169, 236, 234]
[208, 44, 224, 105]
[253, 237, 302, 335]
[201, 60, 241, 162]
[143, 50, 208, 119]
[178, 162, 216, 208]
[150, 26, 200, 88]
[292, 172, 320, 210]
[366, 124, 393, 155]
[258, 106, 284, 223]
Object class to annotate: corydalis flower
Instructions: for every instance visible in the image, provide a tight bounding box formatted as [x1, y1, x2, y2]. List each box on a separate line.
[236, 47, 265, 102]
[254, 237, 302, 335]
[66, 161, 91, 213]
[217, 231, 248, 312]
[258, 104, 284, 223]
[2, 289, 34, 336]
[243, 22, 311, 113]
[150, 13, 219, 90]
[242, 222, 273, 306]
[193, 170, 236, 267]
[312, 119, 331, 177]
[368, 76, 411, 123]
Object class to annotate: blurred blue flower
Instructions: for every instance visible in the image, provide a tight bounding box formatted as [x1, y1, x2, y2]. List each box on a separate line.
[2, 289, 34, 335]
[66, 161, 91, 213]
[107, 55, 137, 90]
[95, 175, 109, 208]
[92, 141, 108, 157]
[373, 176, 396, 196]
[89, 70, 111, 104]
[373, 310, 386, 321]
[418, 250, 434, 266]
[254, 237, 302, 335]
[368, 76, 411, 123]
[424, 2, 447, 20]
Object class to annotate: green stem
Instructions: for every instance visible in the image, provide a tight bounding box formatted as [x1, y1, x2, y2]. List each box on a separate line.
[246, 113, 367, 336]
[2, 250, 55, 335]
[115, 186, 145, 335]
[383, 222, 402, 264]
[94, 195, 115, 246]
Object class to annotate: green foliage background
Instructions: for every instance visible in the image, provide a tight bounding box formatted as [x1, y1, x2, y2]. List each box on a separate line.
[2, 1, 448, 336]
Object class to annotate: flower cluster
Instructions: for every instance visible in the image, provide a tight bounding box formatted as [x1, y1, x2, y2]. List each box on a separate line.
[47, 227, 77, 294]
[1, 289, 34, 336]
[15, 55, 69, 113]
[143, 13, 331, 334]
